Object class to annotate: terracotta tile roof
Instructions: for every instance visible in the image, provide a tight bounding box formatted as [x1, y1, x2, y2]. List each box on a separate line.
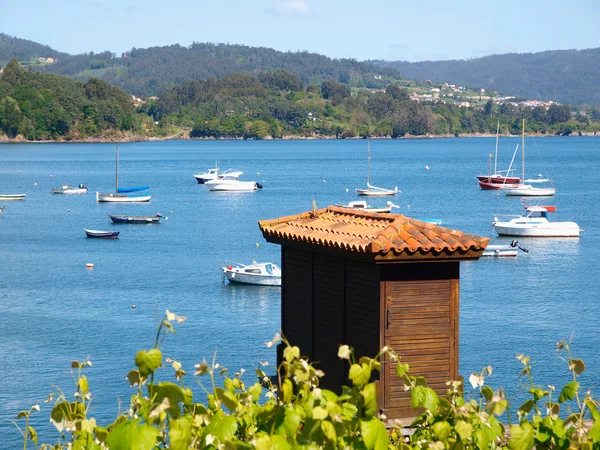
[259, 206, 489, 260]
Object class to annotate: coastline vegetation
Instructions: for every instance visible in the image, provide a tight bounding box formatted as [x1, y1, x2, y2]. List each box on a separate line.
[15, 311, 600, 449]
[1, 59, 599, 143]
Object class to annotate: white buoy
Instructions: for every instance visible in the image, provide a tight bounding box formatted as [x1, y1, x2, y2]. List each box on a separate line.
[34, 182, 38, 186]
[67, 209, 71, 213]
[132, 305, 136, 309]
[255, 243, 260, 247]
[345, 188, 349, 192]
[425, 165, 430, 170]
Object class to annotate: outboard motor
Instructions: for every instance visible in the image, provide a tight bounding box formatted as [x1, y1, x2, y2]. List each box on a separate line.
[256, 182, 263, 189]
[510, 240, 529, 253]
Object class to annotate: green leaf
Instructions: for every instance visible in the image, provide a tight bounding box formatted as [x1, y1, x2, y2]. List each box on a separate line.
[349, 363, 371, 387]
[312, 406, 328, 420]
[432, 421, 452, 442]
[361, 383, 378, 418]
[283, 408, 302, 435]
[148, 382, 185, 419]
[282, 378, 293, 404]
[135, 348, 162, 377]
[215, 387, 239, 412]
[27, 426, 38, 445]
[519, 399, 535, 414]
[360, 418, 389, 450]
[570, 358, 585, 375]
[508, 422, 534, 450]
[127, 370, 142, 386]
[395, 362, 409, 378]
[588, 420, 600, 441]
[105, 418, 160, 450]
[249, 382, 263, 402]
[78, 375, 89, 395]
[271, 434, 292, 450]
[558, 381, 579, 403]
[410, 386, 438, 411]
[455, 420, 473, 441]
[321, 420, 337, 442]
[50, 401, 86, 432]
[203, 415, 238, 442]
[585, 399, 600, 421]
[474, 429, 489, 450]
[283, 345, 300, 362]
[481, 385, 494, 402]
[169, 417, 192, 450]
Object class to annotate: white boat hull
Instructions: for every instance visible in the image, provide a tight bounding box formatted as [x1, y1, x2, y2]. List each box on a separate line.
[503, 185, 556, 196]
[493, 223, 580, 237]
[482, 245, 519, 257]
[207, 182, 258, 192]
[356, 189, 396, 197]
[96, 192, 152, 203]
[223, 271, 281, 286]
[0, 194, 26, 200]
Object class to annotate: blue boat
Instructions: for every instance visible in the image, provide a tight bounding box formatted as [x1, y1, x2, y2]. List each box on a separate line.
[84, 228, 120, 239]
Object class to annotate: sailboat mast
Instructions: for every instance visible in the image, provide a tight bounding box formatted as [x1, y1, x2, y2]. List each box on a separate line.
[494, 121, 499, 174]
[116, 144, 119, 194]
[367, 142, 371, 185]
[521, 119, 525, 182]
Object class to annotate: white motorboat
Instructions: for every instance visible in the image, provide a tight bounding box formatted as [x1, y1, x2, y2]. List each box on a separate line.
[194, 166, 220, 184]
[0, 193, 26, 200]
[205, 172, 262, 192]
[222, 262, 281, 286]
[482, 240, 527, 257]
[336, 200, 399, 213]
[492, 207, 580, 237]
[51, 184, 88, 194]
[501, 120, 555, 197]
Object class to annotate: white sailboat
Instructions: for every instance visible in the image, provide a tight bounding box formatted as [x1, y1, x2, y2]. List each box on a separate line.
[502, 120, 555, 197]
[355, 142, 398, 196]
[96, 145, 151, 203]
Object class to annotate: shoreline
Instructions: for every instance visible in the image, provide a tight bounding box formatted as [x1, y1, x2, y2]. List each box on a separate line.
[0, 131, 597, 144]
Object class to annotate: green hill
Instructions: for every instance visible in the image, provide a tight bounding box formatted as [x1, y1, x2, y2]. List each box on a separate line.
[0, 33, 68, 63]
[373, 48, 600, 106]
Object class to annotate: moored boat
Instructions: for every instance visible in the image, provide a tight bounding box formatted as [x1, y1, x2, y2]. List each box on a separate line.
[51, 184, 88, 194]
[97, 145, 152, 203]
[0, 193, 26, 200]
[109, 213, 164, 224]
[356, 142, 398, 196]
[222, 262, 281, 286]
[84, 229, 120, 239]
[482, 240, 527, 257]
[492, 207, 580, 237]
[336, 200, 399, 213]
[205, 172, 262, 192]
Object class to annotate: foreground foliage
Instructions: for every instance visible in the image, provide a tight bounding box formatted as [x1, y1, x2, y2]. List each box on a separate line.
[15, 311, 600, 449]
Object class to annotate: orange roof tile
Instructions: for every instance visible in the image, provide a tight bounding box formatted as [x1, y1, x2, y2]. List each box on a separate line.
[259, 206, 489, 260]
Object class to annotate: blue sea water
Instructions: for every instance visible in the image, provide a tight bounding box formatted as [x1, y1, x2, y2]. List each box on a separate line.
[0, 137, 598, 444]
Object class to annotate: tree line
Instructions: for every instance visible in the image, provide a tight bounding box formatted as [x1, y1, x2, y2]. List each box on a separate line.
[1, 61, 598, 141]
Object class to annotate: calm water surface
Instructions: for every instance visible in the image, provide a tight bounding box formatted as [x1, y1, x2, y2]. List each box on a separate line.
[0, 137, 598, 443]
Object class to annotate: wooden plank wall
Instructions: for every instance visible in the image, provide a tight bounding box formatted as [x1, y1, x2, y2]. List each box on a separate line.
[312, 253, 345, 390]
[383, 276, 458, 419]
[281, 247, 314, 360]
[345, 259, 380, 375]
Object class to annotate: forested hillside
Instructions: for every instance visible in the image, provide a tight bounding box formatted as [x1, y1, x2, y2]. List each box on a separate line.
[0, 60, 140, 140]
[0, 33, 68, 62]
[37, 42, 402, 97]
[374, 48, 600, 106]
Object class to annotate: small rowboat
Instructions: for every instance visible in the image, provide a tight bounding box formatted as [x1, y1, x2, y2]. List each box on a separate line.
[108, 213, 164, 224]
[0, 193, 26, 200]
[84, 229, 120, 239]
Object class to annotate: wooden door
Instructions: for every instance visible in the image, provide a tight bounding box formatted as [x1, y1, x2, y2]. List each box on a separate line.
[382, 279, 458, 419]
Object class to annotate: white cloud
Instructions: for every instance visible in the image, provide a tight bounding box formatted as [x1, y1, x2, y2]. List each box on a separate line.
[269, 0, 313, 16]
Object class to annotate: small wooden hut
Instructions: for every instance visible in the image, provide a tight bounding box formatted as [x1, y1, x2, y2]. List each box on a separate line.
[259, 206, 489, 423]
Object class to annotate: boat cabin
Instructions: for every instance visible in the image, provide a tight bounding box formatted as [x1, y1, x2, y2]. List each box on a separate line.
[259, 206, 489, 424]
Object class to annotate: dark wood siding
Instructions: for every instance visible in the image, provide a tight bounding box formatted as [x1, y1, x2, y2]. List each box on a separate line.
[383, 278, 458, 419]
[281, 247, 313, 360]
[345, 260, 380, 373]
[312, 253, 345, 390]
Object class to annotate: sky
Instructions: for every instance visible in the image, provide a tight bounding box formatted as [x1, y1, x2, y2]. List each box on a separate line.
[2, 0, 599, 62]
